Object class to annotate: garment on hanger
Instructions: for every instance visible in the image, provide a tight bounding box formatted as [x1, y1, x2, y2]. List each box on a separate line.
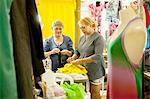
[10, 0, 34, 98]
[26, 0, 45, 78]
[144, 2, 150, 49]
[10, 0, 45, 98]
[144, 3, 150, 27]
[146, 27, 150, 49]
[26, 0, 45, 91]
[0, 0, 17, 98]
[107, 17, 142, 99]
[145, 2, 150, 14]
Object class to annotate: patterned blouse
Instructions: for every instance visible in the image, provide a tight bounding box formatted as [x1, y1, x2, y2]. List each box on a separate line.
[43, 35, 74, 72]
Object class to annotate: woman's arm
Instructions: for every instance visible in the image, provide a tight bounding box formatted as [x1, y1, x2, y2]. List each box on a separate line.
[67, 53, 79, 63]
[79, 57, 94, 63]
[44, 48, 60, 58]
[43, 38, 60, 57]
[65, 51, 72, 57]
[72, 53, 79, 60]
[72, 36, 105, 65]
[71, 57, 94, 65]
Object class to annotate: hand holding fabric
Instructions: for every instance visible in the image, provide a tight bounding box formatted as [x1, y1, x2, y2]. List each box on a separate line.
[52, 48, 60, 54]
[67, 57, 75, 63]
[61, 49, 69, 55]
[61, 49, 72, 56]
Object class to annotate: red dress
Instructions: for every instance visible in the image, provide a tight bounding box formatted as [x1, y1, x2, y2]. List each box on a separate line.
[144, 4, 150, 28]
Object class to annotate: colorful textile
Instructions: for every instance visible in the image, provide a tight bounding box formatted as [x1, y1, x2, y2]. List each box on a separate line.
[144, 2, 150, 49]
[144, 4, 150, 27]
[146, 26, 150, 49]
[107, 18, 142, 99]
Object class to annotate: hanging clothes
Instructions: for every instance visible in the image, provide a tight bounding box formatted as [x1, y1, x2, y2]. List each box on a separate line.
[10, 0, 34, 98]
[144, 3, 150, 28]
[144, 2, 150, 49]
[26, 0, 45, 91]
[10, 0, 45, 98]
[26, 0, 45, 78]
[146, 27, 150, 49]
[0, 0, 17, 98]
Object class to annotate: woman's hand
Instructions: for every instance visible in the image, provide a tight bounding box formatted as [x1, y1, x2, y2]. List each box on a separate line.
[52, 48, 60, 54]
[71, 59, 83, 65]
[67, 57, 74, 63]
[61, 50, 72, 56]
[61, 50, 69, 55]
[44, 48, 60, 57]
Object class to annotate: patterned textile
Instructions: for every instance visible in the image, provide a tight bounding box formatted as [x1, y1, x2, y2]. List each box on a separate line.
[144, 2, 150, 49]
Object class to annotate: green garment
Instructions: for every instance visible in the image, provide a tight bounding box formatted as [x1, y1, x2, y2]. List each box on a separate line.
[146, 2, 150, 13]
[0, 0, 18, 98]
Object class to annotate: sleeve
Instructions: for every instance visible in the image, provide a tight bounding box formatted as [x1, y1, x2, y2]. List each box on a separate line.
[89, 36, 105, 61]
[75, 49, 80, 56]
[67, 36, 74, 54]
[75, 36, 84, 57]
[43, 38, 51, 52]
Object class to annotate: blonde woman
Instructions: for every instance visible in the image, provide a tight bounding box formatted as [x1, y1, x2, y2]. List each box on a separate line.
[44, 20, 74, 72]
[67, 17, 105, 99]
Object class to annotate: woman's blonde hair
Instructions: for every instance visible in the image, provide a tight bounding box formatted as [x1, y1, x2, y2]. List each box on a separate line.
[52, 20, 64, 28]
[79, 17, 96, 29]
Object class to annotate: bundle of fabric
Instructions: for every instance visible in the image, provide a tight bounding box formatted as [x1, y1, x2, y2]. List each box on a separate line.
[57, 63, 87, 74]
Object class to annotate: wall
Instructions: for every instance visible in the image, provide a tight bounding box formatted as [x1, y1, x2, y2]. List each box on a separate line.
[37, 0, 76, 46]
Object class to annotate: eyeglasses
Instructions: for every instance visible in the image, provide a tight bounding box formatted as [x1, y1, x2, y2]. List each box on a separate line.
[80, 26, 86, 29]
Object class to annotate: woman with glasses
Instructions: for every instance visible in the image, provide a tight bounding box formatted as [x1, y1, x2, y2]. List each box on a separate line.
[67, 17, 105, 99]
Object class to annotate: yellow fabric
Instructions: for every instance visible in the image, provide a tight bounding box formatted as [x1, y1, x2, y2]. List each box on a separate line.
[37, 0, 76, 46]
[57, 63, 87, 74]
